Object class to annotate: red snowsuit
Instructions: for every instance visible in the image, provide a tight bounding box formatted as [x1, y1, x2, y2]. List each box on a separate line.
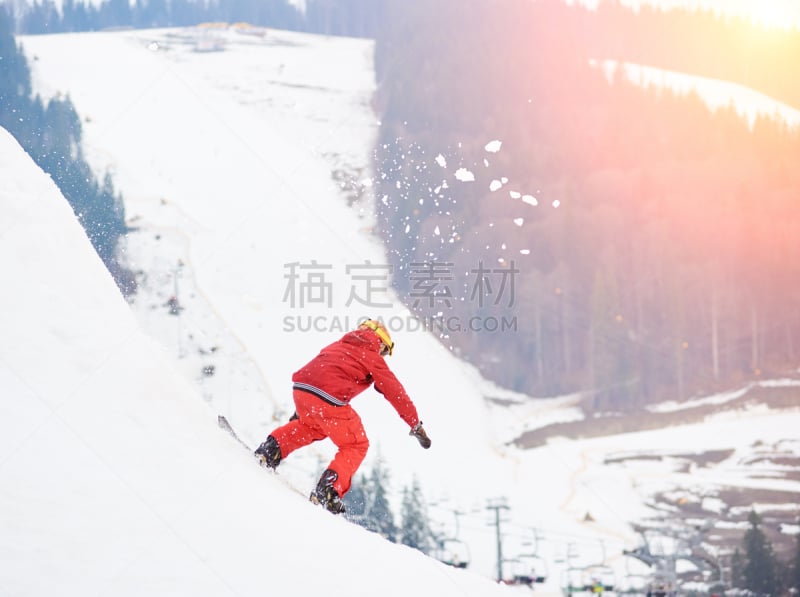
[269, 328, 420, 497]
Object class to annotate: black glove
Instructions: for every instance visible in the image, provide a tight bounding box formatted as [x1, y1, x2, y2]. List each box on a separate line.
[410, 422, 431, 449]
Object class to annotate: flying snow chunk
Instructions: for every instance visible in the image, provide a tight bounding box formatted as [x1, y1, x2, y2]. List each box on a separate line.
[435, 154, 447, 168]
[513, 218, 524, 226]
[522, 195, 538, 206]
[552, 199, 561, 208]
[489, 180, 503, 192]
[434, 225, 441, 236]
[484, 140, 502, 153]
[509, 190, 522, 199]
[520, 249, 531, 255]
[454, 168, 475, 182]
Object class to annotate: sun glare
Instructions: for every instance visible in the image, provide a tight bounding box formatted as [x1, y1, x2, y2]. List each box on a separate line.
[744, 1, 800, 30]
[604, 0, 800, 31]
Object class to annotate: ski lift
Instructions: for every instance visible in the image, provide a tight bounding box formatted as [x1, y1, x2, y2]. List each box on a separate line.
[504, 528, 549, 586]
[437, 538, 471, 569]
[574, 539, 617, 593]
[624, 523, 718, 595]
[506, 554, 547, 585]
[562, 566, 584, 594]
[620, 551, 655, 594]
[645, 570, 677, 597]
[434, 508, 471, 569]
[579, 564, 616, 593]
[561, 563, 616, 594]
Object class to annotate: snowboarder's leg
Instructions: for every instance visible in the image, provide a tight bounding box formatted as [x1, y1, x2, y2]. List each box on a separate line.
[268, 417, 325, 460]
[323, 411, 369, 498]
[310, 468, 346, 514]
[261, 390, 334, 462]
[275, 391, 368, 504]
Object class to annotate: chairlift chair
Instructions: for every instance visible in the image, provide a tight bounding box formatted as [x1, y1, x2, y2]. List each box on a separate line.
[437, 538, 471, 569]
[561, 564, 616, 595]
[507, 554, 547, 586]
[579, 564, 616, 592]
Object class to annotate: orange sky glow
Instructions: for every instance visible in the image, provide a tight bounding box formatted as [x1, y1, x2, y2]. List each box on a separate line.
[572, 0, 800, 30]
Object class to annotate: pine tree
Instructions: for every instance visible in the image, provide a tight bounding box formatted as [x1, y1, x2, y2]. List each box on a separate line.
[398, 476, 435, 555]
[730, 548, 744, 589]
[20, 0, 62, 34]
[743, 510, 779, 595]
[0, 13, 132, 292]
[365, 457, 397, 542]
[344, 459, 397, 542]
[791, 528, 800, 595]
[0, 9, 31, 105]
[342, 475, 368, 521]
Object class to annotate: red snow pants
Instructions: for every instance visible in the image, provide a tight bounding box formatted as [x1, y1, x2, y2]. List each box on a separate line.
[269, 389, 369, 497]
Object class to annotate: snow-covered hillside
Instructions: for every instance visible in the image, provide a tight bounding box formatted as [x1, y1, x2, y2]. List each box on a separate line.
[9, 24, 800, 594]
[593, 59, 800, 128]
[18, 24, 523, 519]
[0, 126, 518, 596]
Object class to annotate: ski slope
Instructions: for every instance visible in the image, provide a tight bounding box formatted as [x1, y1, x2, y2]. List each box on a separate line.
[18, 25, 526, 533]
[0, 126, 517, 596]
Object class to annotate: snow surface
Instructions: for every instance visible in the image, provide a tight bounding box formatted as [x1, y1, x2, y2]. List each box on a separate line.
[0, 127, 513, 597]
[594, 59, 800, 129]
[4, 24, 799, 596]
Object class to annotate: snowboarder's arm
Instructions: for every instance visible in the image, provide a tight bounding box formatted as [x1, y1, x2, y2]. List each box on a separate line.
[369, 356, 420, 429]
[369, 356, 431, 449]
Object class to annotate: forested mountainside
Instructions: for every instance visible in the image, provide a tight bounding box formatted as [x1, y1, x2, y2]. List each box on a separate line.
[0, 11, 131, 291]
[372, 0, 800, 407]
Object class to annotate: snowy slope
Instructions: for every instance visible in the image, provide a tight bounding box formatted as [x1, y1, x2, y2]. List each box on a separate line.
[0, 126, 517, 596]
[593, 59, 800, 128]
[19, 26, 521, 520]
[14, 25, 800, 592]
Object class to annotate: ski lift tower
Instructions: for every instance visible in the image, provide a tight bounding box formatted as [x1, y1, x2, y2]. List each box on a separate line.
[487, 498, 510, 582]
[623, 523, 719, 596]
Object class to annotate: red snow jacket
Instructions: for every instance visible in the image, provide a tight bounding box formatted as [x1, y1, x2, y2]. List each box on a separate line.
[291, 328, 420, 429]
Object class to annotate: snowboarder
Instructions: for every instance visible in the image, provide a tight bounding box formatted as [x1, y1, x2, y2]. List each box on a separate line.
[254, 319, 432, 514]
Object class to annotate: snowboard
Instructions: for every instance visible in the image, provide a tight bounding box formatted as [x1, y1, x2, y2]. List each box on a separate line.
[217, 415, 306, 499]
[217, 415, 348, 515]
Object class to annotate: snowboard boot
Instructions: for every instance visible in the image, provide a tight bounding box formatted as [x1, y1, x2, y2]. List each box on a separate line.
[254, 435, 282, 470]
[309, 468, 345, 514]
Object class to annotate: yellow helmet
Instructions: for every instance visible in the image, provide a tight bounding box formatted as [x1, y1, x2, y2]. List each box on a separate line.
[359, 319, 394, 356]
